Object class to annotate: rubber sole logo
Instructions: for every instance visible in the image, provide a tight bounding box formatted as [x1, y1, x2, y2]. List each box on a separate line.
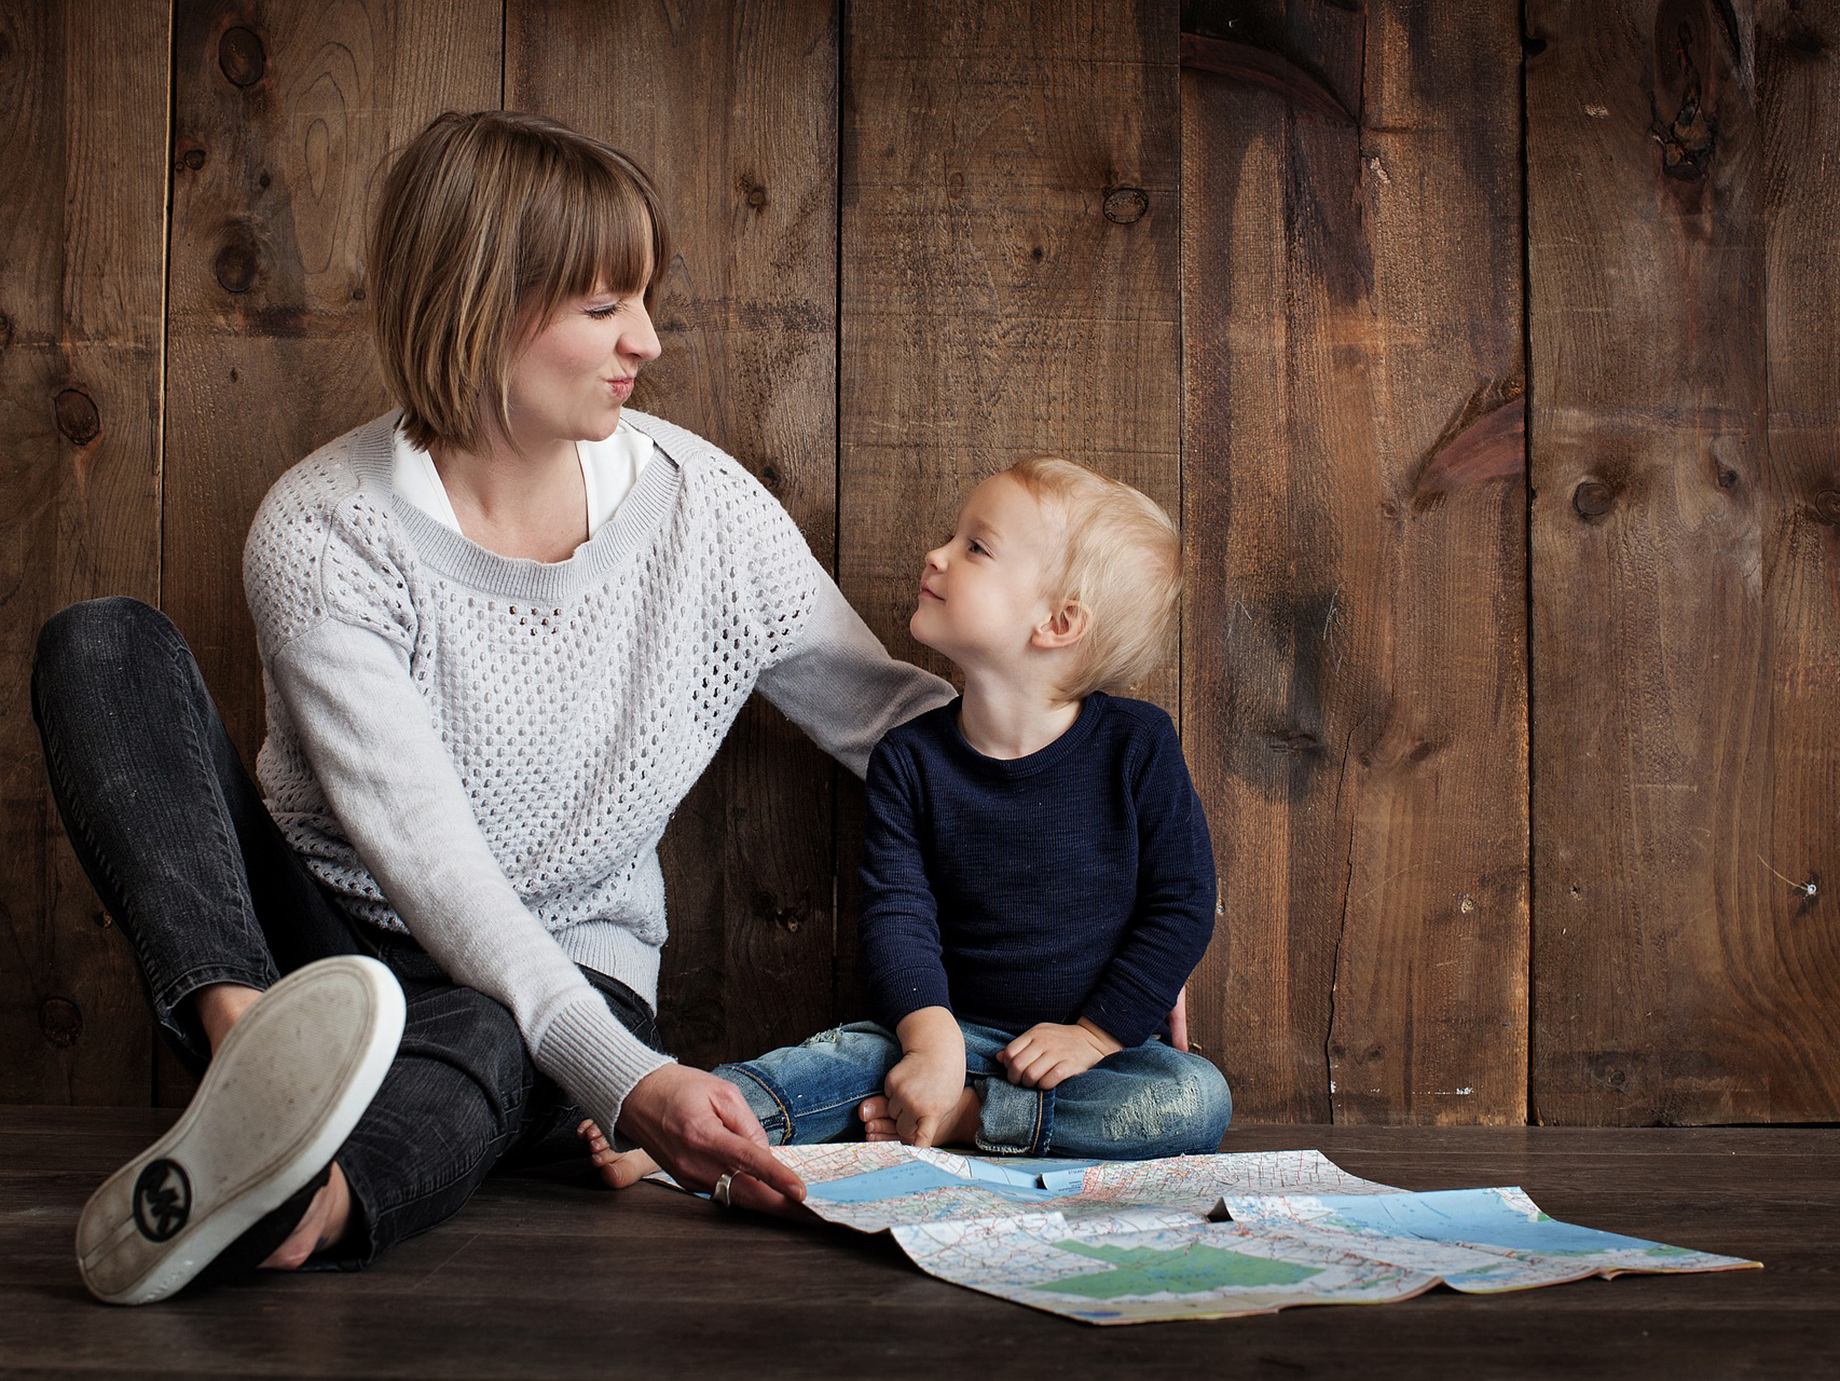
[132, 1159, 191, 1242]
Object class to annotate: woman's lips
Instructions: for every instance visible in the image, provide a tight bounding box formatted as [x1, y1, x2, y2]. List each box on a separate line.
[607, 376, 635, 400]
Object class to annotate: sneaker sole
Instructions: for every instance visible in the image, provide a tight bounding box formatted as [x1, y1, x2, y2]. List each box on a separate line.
[76, 955, 406, 1305]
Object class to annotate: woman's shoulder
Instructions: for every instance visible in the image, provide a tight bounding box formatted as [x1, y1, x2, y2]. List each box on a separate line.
[620, 409, 778, 505]
[251, 410, 399, 541]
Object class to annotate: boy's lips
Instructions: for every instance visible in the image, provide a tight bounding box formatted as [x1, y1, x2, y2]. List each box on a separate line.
[918, 583, 943, 601]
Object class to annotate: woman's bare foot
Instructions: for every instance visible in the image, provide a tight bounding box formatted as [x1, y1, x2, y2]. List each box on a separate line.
[578, 1119, 659, 1188]
[858, 1085, 981, 1147]
[259, 1163, 354, 1269]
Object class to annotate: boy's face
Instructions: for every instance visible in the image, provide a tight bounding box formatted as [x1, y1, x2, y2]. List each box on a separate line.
[911, 473, 1062, 673]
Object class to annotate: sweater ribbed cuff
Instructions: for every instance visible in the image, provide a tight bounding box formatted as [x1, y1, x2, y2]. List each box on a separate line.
[872, 967, 954, 1029]
[535, 992, 676, 1131]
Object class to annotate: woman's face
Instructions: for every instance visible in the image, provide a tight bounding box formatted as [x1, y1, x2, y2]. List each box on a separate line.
[503, 277, 662, 448]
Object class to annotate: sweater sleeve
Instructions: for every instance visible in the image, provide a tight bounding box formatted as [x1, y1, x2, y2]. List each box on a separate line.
[757, 562, 956, 779]
[858, 739, 954, 1026]
[725, 466, 952, 778]
[246, 492, 671, 1134]
[1079, 714, 1218, 1047]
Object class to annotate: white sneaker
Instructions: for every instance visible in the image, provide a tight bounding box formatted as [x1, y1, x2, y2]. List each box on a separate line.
[76, 954, 406, 1305]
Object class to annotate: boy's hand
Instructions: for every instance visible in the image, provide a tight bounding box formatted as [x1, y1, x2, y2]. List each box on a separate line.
[883, 1049, 968, 1147]
[1000, 1018, 1124, 1089]
[884, 1007, 969, 1147]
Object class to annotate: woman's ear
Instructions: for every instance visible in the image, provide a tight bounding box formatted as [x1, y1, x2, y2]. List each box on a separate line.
[1031, 599, 1090, 651]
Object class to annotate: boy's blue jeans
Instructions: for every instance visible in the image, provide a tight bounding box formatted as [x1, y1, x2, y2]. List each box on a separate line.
[716, 1019, 1232, 1158]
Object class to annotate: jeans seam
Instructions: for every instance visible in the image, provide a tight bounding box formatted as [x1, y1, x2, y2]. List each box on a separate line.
[724, 1064, 796, 1144]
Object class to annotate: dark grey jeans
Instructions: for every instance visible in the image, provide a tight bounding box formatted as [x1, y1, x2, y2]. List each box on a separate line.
[32, 596, 663, 1267]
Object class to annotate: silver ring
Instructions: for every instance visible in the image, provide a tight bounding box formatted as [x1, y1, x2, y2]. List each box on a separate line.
[711, 1171, 735, 1208]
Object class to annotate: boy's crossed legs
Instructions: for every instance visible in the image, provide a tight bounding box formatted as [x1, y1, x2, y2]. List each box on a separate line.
[587, 1018, 1231, 1184]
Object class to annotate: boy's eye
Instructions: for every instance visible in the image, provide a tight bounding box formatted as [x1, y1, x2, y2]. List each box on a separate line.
[968, 540, 989, 556]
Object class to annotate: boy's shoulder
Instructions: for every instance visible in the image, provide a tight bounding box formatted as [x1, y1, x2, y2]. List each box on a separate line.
[1092, 692, 1180, 742]
[875, 697, 960, 755]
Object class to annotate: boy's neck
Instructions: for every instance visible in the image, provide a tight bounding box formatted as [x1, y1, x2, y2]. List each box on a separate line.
[956, 673, 1084, 760]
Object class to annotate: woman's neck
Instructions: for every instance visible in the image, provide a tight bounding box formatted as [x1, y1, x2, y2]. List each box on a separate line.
[955, 672, 1082, 760]
[430, 427, 588, 562]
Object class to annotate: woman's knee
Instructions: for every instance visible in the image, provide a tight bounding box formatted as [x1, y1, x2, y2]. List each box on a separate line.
[33, 597, 177, 698]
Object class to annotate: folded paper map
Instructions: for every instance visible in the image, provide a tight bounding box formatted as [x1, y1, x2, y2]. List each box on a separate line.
[665, 1143, 1758, 1325]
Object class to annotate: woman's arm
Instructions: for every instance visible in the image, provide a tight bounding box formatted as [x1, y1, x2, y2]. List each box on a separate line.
[754, 571, 955, 778]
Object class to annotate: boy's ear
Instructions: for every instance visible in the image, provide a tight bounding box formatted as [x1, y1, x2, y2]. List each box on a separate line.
[1031, 599, 1090, 651]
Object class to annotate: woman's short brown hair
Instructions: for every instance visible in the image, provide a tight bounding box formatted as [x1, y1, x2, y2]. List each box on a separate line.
[368, 110, 670, 453]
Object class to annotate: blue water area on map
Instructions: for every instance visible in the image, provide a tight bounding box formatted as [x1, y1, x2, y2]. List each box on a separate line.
[810, 1160, 1087, 1205]
[1317, 1189, 1667, 1255]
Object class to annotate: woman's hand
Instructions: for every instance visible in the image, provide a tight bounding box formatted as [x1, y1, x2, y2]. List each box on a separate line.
[1167, 986, 1190, 1053]
[1000, 1018, 1123, 1089]
[614, 1064, 806, 1214]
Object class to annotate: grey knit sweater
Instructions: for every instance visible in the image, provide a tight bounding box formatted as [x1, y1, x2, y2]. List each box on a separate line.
[243, 408, 952, 1133]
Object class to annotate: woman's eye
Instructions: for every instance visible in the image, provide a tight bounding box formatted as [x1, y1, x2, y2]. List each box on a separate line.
[587, 303, 625, 319]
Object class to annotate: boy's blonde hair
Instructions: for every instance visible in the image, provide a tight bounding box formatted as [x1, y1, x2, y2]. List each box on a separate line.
[1004, 457, 1181, 699]
[367, 110, 671, 454]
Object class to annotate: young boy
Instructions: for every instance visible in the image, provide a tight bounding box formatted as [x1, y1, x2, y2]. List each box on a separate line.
[588, 457, 1228, 1182]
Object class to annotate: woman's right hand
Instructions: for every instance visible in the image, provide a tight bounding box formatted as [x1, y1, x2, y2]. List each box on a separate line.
[614, 1064, 807, 1214]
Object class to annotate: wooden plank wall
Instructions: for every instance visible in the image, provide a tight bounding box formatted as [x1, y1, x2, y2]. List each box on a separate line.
[1527, 0, 1840, 1123]
[1182, 2, 1529, 1125]
[2, 0, 1835, 1124]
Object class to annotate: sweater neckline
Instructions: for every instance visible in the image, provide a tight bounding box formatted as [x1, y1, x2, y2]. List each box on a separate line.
[350, 410, 684, 603]
[946, 692, 1108, 779]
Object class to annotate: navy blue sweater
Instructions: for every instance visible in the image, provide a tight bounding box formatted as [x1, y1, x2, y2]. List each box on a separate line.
[858, 693, 1216, 1047]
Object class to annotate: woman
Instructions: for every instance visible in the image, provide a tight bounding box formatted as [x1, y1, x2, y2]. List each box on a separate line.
[32, 110, 951, 1304]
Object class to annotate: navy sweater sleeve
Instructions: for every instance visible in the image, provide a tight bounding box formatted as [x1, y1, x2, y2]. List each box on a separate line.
[1079, 712, 1218, 1046]
[858, 737, 952, 1024]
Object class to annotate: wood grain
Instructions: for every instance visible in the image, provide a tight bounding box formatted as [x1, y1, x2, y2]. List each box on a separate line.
[1182, 1, 1529, 1123]
[160, 0, 500, 1101]
[0, 0, 169, 1104]
[838, 0, 1184, 1016]
[1527, 0, 1840, 1123]
[509, 0, 842, 1067]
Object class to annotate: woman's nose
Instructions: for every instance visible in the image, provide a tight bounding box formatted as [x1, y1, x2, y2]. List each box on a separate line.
[623, 300, 663, 362]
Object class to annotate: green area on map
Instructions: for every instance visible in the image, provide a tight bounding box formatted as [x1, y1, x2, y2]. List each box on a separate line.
[1037, 1240, 1323, 1300]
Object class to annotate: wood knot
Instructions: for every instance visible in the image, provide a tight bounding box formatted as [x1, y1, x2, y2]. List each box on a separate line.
[1786, 18, 1825, 55]
[177, 145, 206, 172]
[55, 388, 101, 445]
[1716, 466, 1739, 490]
[754, 891, 805, 933]
[758, 463, 782, 491]
[214, 234, 262, 294]
[1103, 186, 1149, 224]
[1522, 34, 1548, 55]
[739, 176, 768, 211]
[0, 311, 13, 351]
[39, 997, 82, 1049]
[1572, 480, 1615, 518]
[1814, 489, 1840, 526]
[219, 26, 266, 88]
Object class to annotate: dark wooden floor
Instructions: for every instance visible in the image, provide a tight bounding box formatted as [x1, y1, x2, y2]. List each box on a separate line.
[3, 1109, 1833, 1379]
